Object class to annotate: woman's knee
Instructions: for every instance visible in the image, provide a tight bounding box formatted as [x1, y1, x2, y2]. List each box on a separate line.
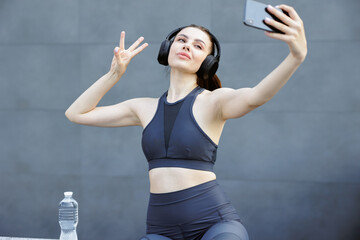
[139, 234, 173, 240]
[201, 220, 249, 240]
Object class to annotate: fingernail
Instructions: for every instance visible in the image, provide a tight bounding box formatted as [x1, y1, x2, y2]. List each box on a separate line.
[268, 5, 274, 9]
[115, 47, 119, 52]
[265, 17, 271, 23]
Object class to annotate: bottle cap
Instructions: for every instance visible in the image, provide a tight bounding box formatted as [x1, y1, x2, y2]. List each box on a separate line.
[64, 191, 73, 198]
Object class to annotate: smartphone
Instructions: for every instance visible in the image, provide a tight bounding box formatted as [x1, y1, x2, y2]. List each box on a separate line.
[243, 0, 288, 34]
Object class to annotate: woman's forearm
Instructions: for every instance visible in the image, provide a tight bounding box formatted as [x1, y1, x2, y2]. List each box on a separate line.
[65, 70, 123, 120]
[65, 31, 148, 122]
[249, 53, 303, 106]
[244, 4, 307, 107]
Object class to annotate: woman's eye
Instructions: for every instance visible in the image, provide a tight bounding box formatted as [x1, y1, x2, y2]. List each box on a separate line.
[177, 38, 202, 50]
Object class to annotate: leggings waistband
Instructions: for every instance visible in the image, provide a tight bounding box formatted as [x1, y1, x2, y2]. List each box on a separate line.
[149, 179, 218, 205]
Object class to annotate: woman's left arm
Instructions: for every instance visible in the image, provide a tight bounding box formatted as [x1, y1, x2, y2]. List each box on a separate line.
[216, 4, 307, 121]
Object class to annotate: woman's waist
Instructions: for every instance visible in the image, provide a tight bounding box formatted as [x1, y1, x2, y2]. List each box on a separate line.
[149, 167, 216, 194]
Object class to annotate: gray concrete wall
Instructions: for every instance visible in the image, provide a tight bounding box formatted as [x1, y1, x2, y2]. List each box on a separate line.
[0, 0, 359, 239]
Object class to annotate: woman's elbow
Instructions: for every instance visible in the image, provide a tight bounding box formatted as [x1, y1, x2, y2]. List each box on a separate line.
[65, 110, 76, 123]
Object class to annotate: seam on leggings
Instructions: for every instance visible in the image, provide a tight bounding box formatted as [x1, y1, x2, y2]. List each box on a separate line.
[177, 208, 220, 225]
[177, 224, 186, 239]
[217, 209, 224, 221]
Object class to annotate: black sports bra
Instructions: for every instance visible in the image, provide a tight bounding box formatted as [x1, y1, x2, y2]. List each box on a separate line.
[141, 86, 218, 171]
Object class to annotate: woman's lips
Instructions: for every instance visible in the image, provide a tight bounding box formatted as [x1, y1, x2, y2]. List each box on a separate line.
[177, 52, 191, 60]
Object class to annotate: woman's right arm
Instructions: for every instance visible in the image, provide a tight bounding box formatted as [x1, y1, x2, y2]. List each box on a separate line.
[65, 31, 148, 127]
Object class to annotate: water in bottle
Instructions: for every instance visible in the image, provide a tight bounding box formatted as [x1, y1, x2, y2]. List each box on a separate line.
[59, 191, 78, 240]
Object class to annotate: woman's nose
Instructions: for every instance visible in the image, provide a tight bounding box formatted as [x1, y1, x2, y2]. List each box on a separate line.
[182, 44, 190, 51]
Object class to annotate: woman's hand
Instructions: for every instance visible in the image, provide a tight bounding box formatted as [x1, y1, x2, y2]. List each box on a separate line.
[110, 31, 148, 75]
[264, 4, 307, 63]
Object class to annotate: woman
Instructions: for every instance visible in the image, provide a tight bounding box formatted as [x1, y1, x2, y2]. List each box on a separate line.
[65, 4, 307, 240]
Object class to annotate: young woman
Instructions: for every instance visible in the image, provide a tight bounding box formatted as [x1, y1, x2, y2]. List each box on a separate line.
[65, 4, 307, 240]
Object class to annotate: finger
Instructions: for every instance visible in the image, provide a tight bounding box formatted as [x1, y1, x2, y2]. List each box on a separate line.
[128, 36, 145, 52]
[264, 17, 294, 35]
[119, 31, 125, 50]
[266, 5, 294, 27]
[114, 47, 120, 55]
[264, 31, 293, 43]
[130, 43, 148, 58]
[277, 4, 302, 23]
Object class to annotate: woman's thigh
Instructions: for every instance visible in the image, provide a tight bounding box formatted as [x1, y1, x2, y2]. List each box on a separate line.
[139, 234, 173, 240]
[201, 220, 249, 240]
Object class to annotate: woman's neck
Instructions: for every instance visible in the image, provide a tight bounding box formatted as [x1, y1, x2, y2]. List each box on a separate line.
[167, 68, 198, 103]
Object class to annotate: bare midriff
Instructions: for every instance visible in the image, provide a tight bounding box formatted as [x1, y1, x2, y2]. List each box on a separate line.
[149, 167, 217, 193]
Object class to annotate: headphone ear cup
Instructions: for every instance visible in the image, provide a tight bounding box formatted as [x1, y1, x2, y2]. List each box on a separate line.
[157, 40, 172, 66]
[197, 55, 219, 80]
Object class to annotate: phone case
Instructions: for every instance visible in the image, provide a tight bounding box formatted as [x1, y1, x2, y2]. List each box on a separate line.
[243, 0, 288, 34]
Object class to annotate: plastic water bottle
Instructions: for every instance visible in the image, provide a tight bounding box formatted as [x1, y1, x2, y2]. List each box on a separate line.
[59, 191, 78, 240]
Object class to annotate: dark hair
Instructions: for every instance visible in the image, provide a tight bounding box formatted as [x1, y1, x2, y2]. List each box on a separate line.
[180, 24, 222, 91]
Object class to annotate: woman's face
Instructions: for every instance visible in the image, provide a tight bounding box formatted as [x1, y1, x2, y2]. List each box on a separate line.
[168, 27, 212, 74]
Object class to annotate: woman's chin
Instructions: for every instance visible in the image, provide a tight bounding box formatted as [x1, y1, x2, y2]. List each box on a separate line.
[169, 62, 199, 74]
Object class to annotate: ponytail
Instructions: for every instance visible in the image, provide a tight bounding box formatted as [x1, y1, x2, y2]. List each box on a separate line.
[197, 74, 222, 91]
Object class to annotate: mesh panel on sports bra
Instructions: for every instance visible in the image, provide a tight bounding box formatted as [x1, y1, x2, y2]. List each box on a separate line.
[164, 101, 183, 152]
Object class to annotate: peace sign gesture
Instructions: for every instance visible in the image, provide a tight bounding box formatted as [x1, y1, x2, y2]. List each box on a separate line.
[110, 31, 149, 75]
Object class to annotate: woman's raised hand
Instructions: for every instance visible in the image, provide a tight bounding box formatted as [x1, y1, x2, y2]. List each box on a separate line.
[264, 5, 307, 62]
[110, 31, 148, 75]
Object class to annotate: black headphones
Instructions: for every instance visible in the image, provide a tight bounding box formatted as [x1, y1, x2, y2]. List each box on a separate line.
[157, 26, 221, 80]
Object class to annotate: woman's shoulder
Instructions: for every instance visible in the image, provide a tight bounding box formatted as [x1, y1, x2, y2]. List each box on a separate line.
[200, 87, 252, 102]
[128, 95, 159, 112]
[129, 96, 159, 107]
[198, 87, 234, 102]
[121, 97, 158, 123]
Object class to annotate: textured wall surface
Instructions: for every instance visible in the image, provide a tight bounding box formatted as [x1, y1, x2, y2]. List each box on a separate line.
[0, 0, 359, 239]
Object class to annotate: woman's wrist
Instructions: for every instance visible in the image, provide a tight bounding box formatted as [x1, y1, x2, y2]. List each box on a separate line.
[108, 68, 125, 80]
[288, 51, 306, 66]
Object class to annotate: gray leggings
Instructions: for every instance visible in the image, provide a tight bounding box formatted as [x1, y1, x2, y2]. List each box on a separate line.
[140, 180, 249, 240]
[140, 220, 249, 240]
